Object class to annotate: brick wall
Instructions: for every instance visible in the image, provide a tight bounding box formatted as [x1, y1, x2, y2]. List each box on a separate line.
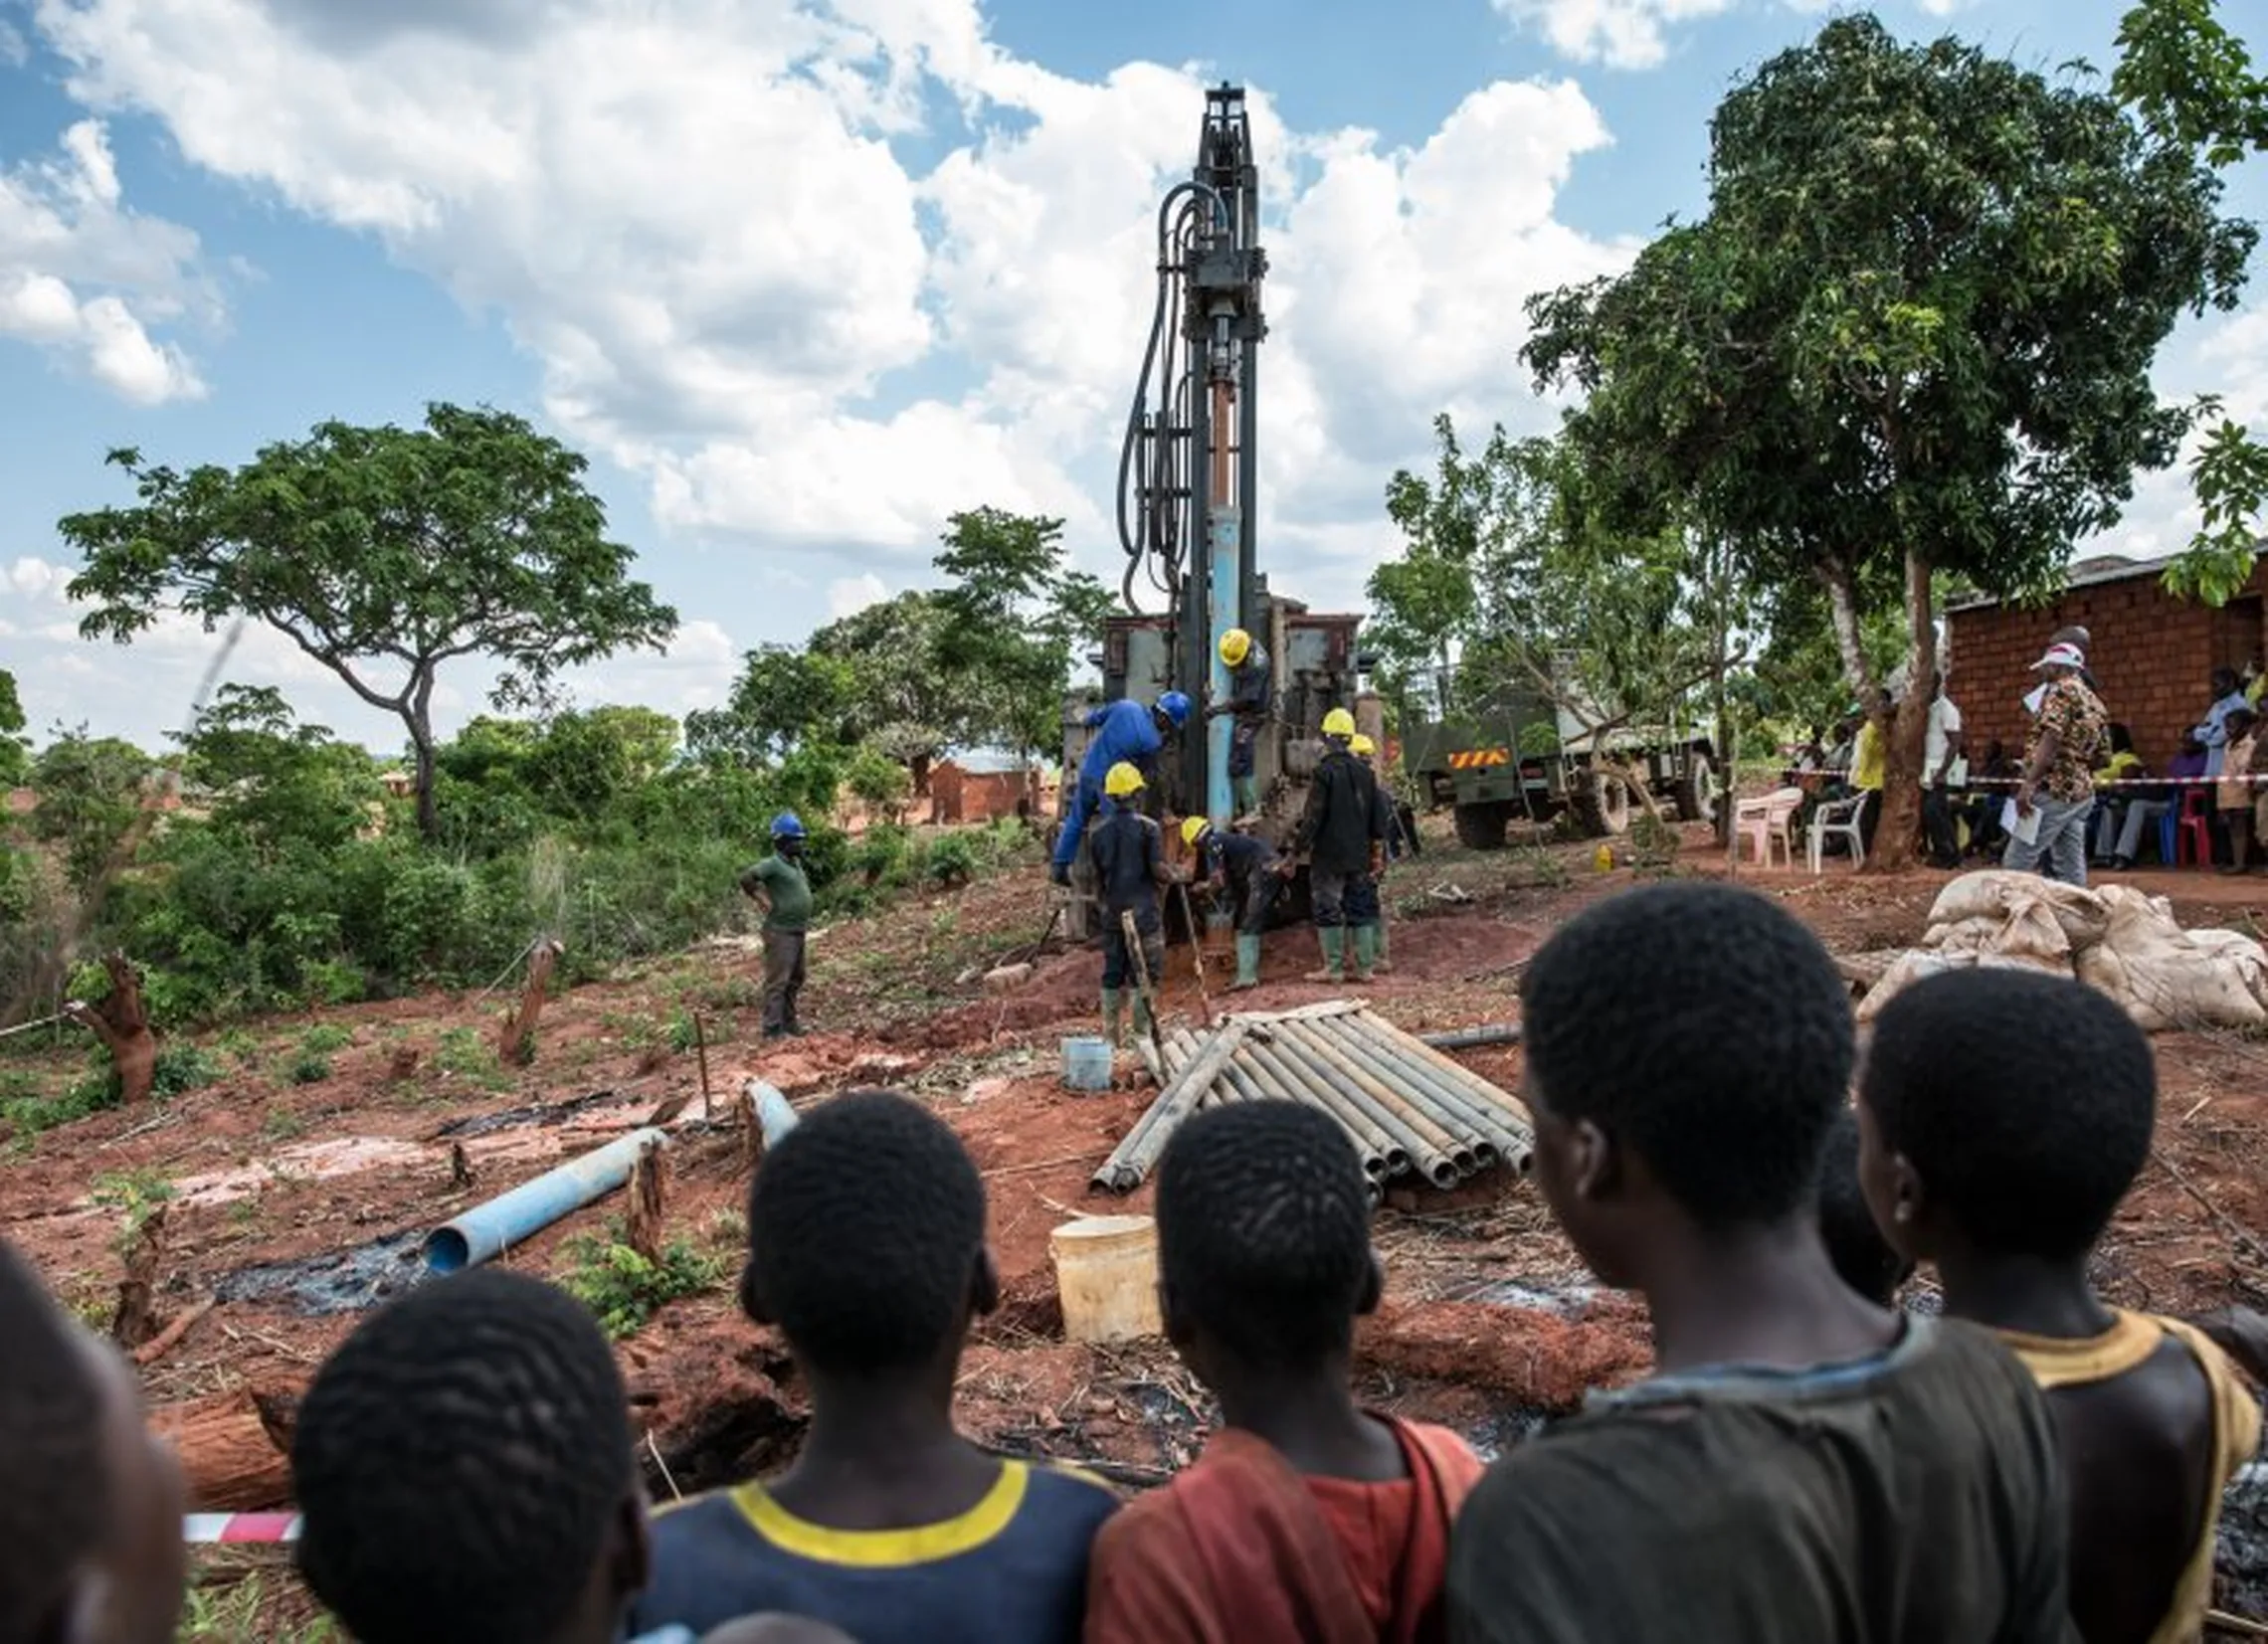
[1947, 562, 2268, 769]
[929, 764, 1043, 825]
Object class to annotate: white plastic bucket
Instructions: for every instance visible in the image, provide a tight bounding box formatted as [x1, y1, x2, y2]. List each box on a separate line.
[1049, 1214, 1162, 1344]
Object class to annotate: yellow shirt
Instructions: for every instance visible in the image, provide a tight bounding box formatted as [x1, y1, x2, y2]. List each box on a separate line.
[2094, 751, 2144, 790]
[1998, 1311, 2261, 1644]
[1851, 722, 1885, 793]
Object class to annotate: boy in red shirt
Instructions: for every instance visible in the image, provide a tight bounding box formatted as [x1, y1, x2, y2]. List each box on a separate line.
[1084, 1101, 1482, 1643]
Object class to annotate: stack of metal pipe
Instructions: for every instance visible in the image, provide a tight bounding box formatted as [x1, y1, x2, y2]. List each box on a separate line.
[1093, 1004, 1533, 1198]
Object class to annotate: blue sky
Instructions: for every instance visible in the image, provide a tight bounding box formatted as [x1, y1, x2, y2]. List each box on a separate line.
[0, 0, 2260, 758]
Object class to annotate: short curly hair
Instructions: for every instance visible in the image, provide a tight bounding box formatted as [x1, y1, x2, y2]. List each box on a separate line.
[0, 1238, 108, 1644]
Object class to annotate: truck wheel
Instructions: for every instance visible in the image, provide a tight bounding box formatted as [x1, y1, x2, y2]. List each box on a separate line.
[1570, 772, 1632, 838]
[1453, 802, 1511, 851]
[1678, 753, 1727, 839]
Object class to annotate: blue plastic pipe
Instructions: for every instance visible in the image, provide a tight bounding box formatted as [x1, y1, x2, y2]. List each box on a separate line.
[423, 1127, 667, 1273]
[1208, 503, 1241, 827]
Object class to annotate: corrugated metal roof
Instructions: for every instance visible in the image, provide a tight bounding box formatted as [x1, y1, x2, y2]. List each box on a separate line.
[1946, 542, 2265, 613]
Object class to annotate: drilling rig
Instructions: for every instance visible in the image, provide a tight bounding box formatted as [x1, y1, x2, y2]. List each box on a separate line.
[1059, 84, 1378, 940]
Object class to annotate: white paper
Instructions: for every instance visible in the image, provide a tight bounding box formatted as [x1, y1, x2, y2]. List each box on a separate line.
[2002, 800, 2041, 846]
[2022, 684, 2047, 716]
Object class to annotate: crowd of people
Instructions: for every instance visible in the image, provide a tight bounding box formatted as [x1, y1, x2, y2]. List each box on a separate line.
[1794, 631, 2268, 885]
[5, 880, 2259, 1643]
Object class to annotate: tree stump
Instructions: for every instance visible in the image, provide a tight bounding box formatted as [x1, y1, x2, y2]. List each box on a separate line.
[109, 1200, 167, 1350]
[65, 951, 157, 1106]
[149, 1382, 299, 1511]
[626, 1140, 667, 1265]
[498, 938, 563, 1066]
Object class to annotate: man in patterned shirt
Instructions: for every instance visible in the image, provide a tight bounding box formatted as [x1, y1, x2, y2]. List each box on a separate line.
[2004, 641, 2107, 886]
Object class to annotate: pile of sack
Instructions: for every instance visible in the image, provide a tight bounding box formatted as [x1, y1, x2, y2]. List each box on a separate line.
[1855, 871, 2268, 1032]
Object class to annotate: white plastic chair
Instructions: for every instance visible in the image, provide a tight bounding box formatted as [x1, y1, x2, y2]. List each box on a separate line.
[1733, 786, 1803, 868]
[1807, 793, 1871, 875]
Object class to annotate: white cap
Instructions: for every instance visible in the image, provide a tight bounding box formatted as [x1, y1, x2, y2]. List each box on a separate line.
[2030, 642, 2086, 672]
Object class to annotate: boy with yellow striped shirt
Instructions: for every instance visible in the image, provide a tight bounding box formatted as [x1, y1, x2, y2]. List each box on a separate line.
[1858, 969, 2259, 1644]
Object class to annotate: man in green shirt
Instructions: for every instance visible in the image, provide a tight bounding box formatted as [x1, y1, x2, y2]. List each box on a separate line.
[739, 813, 815, 1040]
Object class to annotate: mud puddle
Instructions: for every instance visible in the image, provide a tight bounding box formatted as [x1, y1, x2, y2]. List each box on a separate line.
[164, 1138, 433, 1209]
[1471, 1278, 1601, 1317]
[436, 1089, 636, 1139]
[213, 1231, 428, 1316]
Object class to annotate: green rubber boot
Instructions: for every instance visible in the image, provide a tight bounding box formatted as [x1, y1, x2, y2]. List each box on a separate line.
[1233, 775, 1259, 817]
[1231, 933, 1262, 991]
[1351, 923, 1380, 984]
[1305, 926, 1346, 984]
[1101, 988, 1125, 1048]
[1374, 920, 1393, 974]
[1131, 992, 1154, 1040]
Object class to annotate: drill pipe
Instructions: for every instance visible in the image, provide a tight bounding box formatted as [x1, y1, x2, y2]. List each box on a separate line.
[1236, 1037, 1392, 1180]
[1243, 1032, 1403, 1179]
[1417, 1022, 1523, 1052]
[1265, 1023, 1463, 1188]
[1356, 1016, 1536, 1154]
[1092, 1020, 1251, 1192]
[1324, 1017, 1535, 1174]
[1276, 1020, 1479, 1179]
[1364, 1014, 1540, 1137]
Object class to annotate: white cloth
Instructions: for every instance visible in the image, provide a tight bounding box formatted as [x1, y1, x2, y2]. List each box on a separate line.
[1922, 696, 1963, 786]
[2199, 690, 2249, 777]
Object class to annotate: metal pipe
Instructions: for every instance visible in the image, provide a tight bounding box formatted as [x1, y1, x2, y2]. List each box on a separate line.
[1363, 1015, 1539, 1130]
[1418, 1022, 1523, 1052]
[424, 1127, 668, 1273]
[1321, 1018, 1533, 1171]
[1314, 1019, 1500, 1170]
[1237, 1037, 1391, 1180]
[1094, 1021, 1251, 1192]
[1265, 1026, 1461, 1188]
[1278, 1021, 1473, 1183]
[1244, 1033, 1405, 1178]
[1341, 1018, 1536, 1177]
[747, 1080, 801, 1149]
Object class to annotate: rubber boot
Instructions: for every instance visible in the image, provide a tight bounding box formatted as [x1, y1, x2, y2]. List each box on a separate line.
[1102, 988, 1125, 1048]
[1305, 926, 1346, 984]
[1231, 933, 1262, 991]
[1373, 922, 1393, 975]
[1233, 775, 1259, 818]
[1132, 993, 1154, 1040]
[1350, 923, 1380, 984]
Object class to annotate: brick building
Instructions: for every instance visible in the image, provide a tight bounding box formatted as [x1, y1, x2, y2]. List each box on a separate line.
[928, 753, 1048, 825]
[1947, 551, 2266, 768]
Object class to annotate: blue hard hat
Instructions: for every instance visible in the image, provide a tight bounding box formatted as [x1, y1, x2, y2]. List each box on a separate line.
[1156, 691, 1193, 727]
[769, 812, 807, 839]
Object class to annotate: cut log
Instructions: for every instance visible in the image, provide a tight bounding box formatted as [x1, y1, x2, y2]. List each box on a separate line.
[498, 938, 563, 1066]
[626, 1139, 667, 1265]
[151, 1388, 294, 1511]
[109, 1201, 168, 1350]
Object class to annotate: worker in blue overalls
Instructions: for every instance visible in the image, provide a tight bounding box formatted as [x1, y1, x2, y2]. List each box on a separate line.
[1050, 692, 1191, 886]
[1183, 816, 1278, 991]
[1206, 627, 1271, 818]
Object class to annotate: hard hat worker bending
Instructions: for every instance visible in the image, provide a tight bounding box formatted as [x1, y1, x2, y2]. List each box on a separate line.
[1205, 628, 1272, 819]
[1288, 709, 1388, 986]
[1050, 693, 1192, 887]
[1184, 815, 1279, 992]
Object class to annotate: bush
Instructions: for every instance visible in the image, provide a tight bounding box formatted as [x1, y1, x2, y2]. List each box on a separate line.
[560, 1225, 727, 1339]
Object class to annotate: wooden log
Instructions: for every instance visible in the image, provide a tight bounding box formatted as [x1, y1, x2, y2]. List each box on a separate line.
[130, 1296, 214, 1367]
[626, 1139, 667, 1264]
[498, 938, 563, 1066]
[150, 1388, 293, 1511]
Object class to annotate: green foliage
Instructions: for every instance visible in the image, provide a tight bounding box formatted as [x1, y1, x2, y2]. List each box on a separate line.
[286, 1051, 332, 1085]
[0, 1069, 115, 1140]
[2114, 0, 2268, 167]
[845, 744, 913, 822]
[176, 1572, 339, 1642]
[30, 731, 155, 893]
[92, 1168, 175, 1249]
[178, 685, 380, 852]
[151, 1042, 223, 1098]
[559, 1224, 727, 1339]
[58, 403, 677, 837]
[0, 667, 27, 787]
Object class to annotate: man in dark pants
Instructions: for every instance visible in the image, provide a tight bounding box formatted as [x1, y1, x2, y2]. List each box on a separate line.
[1206, 628, 1272, 819]
[739, 813, 814, 1039]
[1290, 708, 1385, 986]
[1184, 816, 1278, 991]
[1350, 733, 1402, 974]
[1090, 762, 1171, 1046]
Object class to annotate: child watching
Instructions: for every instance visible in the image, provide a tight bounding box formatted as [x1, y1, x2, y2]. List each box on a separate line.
[1084, 1101, 1482, 1642]
[630, 1090, 1118, 1642]
[0, 1237, 187, 1644]
[291, 1267, 657, 1644]
[2221, 707, 2261, 874]
[1856, 967, 2260, 1644]
[1816, 1108, 1914, 1308]
[1445, 881, 2075, 1643]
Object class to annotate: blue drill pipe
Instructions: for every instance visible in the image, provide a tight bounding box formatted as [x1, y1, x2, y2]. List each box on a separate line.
[1207, 503, 1241, 826]
[423, 1127, 667, 1273]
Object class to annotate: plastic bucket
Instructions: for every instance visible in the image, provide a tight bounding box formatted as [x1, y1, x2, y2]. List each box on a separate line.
[1049, 1214, 1162, 1344]
[1061, 1036, 1113, 1092]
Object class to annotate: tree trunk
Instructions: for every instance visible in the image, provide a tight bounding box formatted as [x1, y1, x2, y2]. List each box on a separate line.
[1819, 557, 1878, 700]
[1866, 551, 1938, 874]
[409, 669, 440, 841]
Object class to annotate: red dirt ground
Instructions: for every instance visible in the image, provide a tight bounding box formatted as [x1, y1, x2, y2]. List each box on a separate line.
[6, 822, 2268, 1623]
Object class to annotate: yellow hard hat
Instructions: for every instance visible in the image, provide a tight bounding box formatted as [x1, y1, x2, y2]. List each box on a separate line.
[1180, 816, 1210, 848]
[1322, 707, 1357, 739]
[1350, 734, 1376, 757]
[1104, 761, 1145, 799]
[1219, 628, 1252, 667]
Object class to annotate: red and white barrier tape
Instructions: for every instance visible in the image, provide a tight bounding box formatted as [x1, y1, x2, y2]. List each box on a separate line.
[184, 1513, 299, 1545]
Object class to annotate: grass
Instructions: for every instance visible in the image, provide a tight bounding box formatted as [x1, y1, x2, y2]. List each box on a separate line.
[560, 1217, 730, 1339]
[177, 1572, 338, 1642]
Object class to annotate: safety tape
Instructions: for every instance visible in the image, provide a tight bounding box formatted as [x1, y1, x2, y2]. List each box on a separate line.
[1788, 772, 2262, 792]
[184, 1513, 300, 1544]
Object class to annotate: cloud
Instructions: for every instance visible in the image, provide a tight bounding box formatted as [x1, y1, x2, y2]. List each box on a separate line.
[827, 573, 889, 621]
[1491, 0, 1977, 71]
[0, 117, 209, 401]
[30, 0, 1629, 635]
